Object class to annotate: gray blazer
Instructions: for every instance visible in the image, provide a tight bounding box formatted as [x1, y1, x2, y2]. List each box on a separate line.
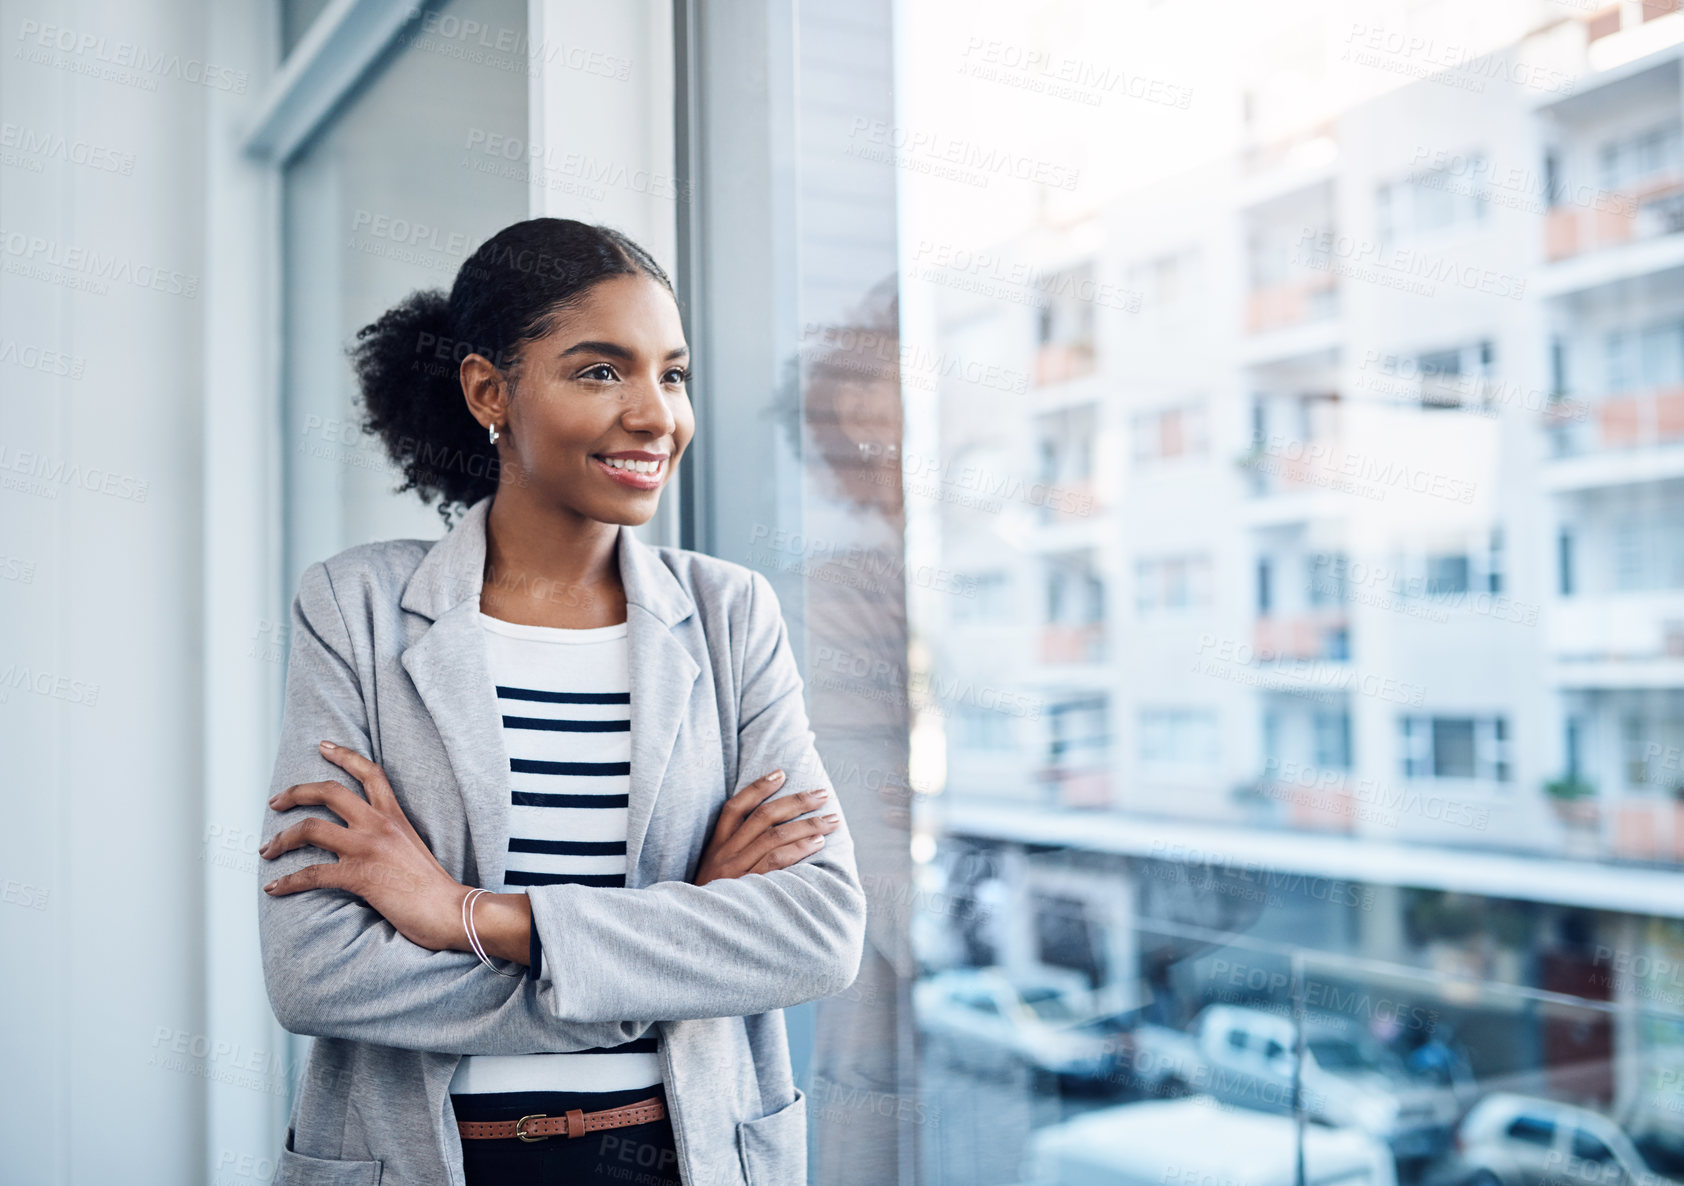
[257, 494, 867, 1186]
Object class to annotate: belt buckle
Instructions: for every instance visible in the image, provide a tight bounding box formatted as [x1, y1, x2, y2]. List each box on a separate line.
[514, 1113, 548, 1143]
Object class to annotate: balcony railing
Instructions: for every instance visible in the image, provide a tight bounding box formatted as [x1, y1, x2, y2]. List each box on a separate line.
[1237, 435, 1344, 497]
[1038, 621, 1106, 664]
[1034, 340, 1096, 387]
[1253, 610, 1350, 662]
[1244, 271, 1337, 334]
[1543, 385, 1684, 457]
[1544, 175, 1684, 261]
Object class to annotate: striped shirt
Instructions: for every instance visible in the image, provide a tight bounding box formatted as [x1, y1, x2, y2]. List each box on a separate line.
[447, 612, 663, 1097]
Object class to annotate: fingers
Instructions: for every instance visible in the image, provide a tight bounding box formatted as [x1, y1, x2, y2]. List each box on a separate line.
[269, 778, 374, 824]
[712, 769, 788, 839]
[318, 740, 398, 811]
[738, 811, 842, 874]
[260, 815, 354, 861]
[748, 825, 838, 876]
[262, 859, 345, 897]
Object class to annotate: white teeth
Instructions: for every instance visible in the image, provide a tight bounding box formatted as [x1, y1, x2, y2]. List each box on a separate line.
[602, 456, 664, 474]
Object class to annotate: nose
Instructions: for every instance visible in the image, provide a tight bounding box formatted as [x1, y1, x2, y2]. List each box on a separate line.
[621, 376, 678, 438]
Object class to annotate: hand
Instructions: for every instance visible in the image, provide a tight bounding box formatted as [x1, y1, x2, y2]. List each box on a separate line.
[693, 770, 841, 886]
[260, 740, 468, 952]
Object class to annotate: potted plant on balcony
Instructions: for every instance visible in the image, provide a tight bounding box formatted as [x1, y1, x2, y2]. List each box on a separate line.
[1544, 774, 1599, 857]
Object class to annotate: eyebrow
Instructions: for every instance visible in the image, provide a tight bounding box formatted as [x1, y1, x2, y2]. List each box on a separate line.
[559, 340, 690, 363]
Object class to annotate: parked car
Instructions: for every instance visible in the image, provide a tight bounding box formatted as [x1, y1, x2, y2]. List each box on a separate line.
[913, 966, 1121, 1084]
[1021, 1094, 1398, 1186]
[1126, 1004, 1460, 1160]
[1446, 1093, 1684, 1186]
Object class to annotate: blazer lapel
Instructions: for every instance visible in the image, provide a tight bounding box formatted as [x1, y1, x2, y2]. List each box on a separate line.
[395, 497, 701, 891]
[616, 526, 701, 883]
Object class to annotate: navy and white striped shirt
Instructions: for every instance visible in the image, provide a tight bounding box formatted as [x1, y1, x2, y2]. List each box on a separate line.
[448, 612, 663, 1097]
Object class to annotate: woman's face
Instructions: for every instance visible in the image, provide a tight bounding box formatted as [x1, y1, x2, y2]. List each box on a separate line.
[494, 273, 693, 527]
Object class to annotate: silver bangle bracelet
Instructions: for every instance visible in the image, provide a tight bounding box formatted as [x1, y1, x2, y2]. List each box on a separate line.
[461, 887, 524, 977]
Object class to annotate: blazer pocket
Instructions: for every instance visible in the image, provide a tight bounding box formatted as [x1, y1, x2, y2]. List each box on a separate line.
[277, 1131, 384, 1186]
[734, 1086, 807, 1186]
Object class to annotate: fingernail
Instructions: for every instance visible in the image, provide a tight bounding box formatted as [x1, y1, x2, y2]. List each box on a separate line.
[821, 814, 840, 824]
[808, 835, 825, 847]
[268, 795, 279, 807]
[263, 881, 278, 893]
[809, 788, 830, 800]
[767, 770, 784, 783]
[319, 740, 336, 751]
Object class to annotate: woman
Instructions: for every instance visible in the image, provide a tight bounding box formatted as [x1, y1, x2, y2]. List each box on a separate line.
[256, 218, 866, 1186]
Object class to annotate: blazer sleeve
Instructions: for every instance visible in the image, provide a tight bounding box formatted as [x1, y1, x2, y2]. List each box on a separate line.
[525, 568, 869, 1023]
[256, 560, 653, 1054]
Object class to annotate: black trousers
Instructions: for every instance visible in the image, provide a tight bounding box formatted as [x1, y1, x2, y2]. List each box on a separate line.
[452, 1082, 682, 1186]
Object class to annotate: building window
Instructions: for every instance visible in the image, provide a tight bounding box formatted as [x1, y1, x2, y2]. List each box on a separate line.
[1136, 553, 1213, 615]
[1313, 709, 1353, 771]
[1597, 119, 1684, 192]
[1139, 707, 1221, 772]
[1377, 156, 1488, 245]
[1131, 402, 1209, 463]
[1400, 715, 1512, 782]
[953, 572, 1011, 624]
[953, 703, 1015, 752]
[1050, 697, 1110, 768]
[1307, 552, 1349, 606]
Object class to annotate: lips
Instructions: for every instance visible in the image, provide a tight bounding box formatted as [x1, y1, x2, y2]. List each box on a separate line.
[592, 452, 669, 491]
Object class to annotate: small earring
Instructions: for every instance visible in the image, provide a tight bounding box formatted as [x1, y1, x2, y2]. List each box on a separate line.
[488, 422, 500, 444]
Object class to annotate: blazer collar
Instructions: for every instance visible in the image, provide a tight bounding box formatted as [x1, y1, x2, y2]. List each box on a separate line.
[396, 495, 701, 889]
[399, 494, 695, 628]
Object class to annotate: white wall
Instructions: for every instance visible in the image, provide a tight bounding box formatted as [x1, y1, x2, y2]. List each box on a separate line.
[0, 1, 275, 1182]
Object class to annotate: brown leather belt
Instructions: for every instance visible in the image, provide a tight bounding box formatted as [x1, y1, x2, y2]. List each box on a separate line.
[457, 1096, 667, 1142]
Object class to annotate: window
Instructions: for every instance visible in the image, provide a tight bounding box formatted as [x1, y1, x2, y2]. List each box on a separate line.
[1426, 555, 1471, 597]
[1377, 156, 1488, 244]
[1606, 318, 1684, 392]
[1137, 553, 1213, 615]
[1400, 716, 1512, 782]
[1573, 1130, 1617, 1163]
[1314, 709, 1353, 771]
[1049, 697, 1110, 768]
[1598, 119, 1684, 191]
[954, 704, 1015, 752]
[953, 572, 1011, 624]
[1139, 708, 1221, 772]
[1506, 1115, 1557, 1147]
[1131, 402, 1209, 463]
[1307, 553, 1349, 607]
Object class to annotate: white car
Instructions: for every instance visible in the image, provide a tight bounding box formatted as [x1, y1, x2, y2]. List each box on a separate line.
[1022, 1094, 1397, 1186]
[1449, 1093, 1684, 1186]
[913, 966, 1120, 1082]
[1131, 1004, 1459, 1159]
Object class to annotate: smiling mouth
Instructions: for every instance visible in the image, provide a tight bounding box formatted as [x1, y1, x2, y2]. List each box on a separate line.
[592, 453, 669, 490]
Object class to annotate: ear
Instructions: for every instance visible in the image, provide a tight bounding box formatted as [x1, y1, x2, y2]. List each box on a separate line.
[459, 352, 510, 433]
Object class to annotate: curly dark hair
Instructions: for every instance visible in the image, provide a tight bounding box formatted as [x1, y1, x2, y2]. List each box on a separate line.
[351, 218, 674, 525]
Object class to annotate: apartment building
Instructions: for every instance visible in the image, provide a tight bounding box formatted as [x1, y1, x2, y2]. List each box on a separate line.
[914, 2, 1684, 1118]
